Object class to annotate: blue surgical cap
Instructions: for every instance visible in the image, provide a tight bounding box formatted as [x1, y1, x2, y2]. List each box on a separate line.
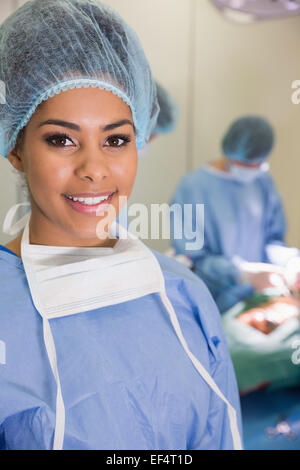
[153, 82, 178, 135]
[222, 116, 275, 163]
[0, 0, 159, 158]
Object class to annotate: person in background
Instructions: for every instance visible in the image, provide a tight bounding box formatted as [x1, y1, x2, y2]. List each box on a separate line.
[170, 116, 300, 313]
[137, 80, 178, 157]
[153, 82, 178, 137]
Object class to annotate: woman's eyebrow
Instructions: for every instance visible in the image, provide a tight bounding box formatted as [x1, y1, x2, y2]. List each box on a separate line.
[103, 120, 134, 132]
[38, 119, 134, 132]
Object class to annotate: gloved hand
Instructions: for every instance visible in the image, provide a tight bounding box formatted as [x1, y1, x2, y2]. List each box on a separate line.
[233, 257, 286, 292]
[284, 257, 300, 294]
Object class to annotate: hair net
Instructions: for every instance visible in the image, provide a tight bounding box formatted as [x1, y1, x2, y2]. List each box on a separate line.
[153, 82, 178, 135]
[0, 0, 159, 159]
[222, 116, 275, 163]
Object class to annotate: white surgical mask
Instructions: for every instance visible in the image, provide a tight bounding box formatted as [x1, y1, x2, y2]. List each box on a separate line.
[229, 162, 269, 184]
[2, 202, 242, 451]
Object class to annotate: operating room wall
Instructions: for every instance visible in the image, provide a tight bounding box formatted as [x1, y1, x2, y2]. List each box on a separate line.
[0, 0, 299, 252]
[192, 0, 300, 252]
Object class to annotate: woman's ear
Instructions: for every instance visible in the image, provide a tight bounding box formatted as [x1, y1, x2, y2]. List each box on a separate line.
[7, 145, 24, 172]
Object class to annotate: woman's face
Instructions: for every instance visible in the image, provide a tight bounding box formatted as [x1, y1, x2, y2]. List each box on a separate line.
[8, 87, 138, 247]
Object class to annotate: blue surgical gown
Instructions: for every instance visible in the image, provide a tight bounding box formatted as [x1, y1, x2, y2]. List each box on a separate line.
[0, 246, 242, 450]
[170, 166, 291, 313]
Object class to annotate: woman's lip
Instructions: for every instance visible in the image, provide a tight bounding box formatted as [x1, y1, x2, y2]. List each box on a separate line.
[64, 192, 115, 198]
[63, 192, 116, 215]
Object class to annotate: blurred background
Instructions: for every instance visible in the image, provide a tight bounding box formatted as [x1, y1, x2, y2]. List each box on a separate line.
[0, 0, 299, 252]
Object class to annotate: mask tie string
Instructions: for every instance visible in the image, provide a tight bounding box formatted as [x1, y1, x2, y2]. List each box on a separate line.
[2, 201, 31, 236]
[159, 289, 242, 450]
[21, 218, 65, 450]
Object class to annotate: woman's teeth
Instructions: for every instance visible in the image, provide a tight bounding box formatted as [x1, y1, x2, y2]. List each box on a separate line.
[66, 195, 111, 205]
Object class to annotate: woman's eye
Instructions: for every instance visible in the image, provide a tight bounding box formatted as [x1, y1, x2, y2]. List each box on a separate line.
[105, 135, 130, 148]
[46, 134, 74, 147]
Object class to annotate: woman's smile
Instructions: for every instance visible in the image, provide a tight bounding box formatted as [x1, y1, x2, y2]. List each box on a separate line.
[63, 191, 117, 215]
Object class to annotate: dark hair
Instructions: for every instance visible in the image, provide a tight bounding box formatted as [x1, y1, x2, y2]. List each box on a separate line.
[15, 127, 26, 150]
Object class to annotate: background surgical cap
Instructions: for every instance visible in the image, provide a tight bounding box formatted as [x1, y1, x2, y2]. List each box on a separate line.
[153, 82, 178, 135]
[0, 0, 159, 158]
[222, 116, 275, 163]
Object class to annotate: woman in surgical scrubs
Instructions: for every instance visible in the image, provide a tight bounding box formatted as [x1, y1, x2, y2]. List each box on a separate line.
[0, 0, 242, 450]
[170, 116, 300, 313]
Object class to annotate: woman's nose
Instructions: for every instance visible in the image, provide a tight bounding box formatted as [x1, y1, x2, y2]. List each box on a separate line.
[75, 147, 111, 182]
